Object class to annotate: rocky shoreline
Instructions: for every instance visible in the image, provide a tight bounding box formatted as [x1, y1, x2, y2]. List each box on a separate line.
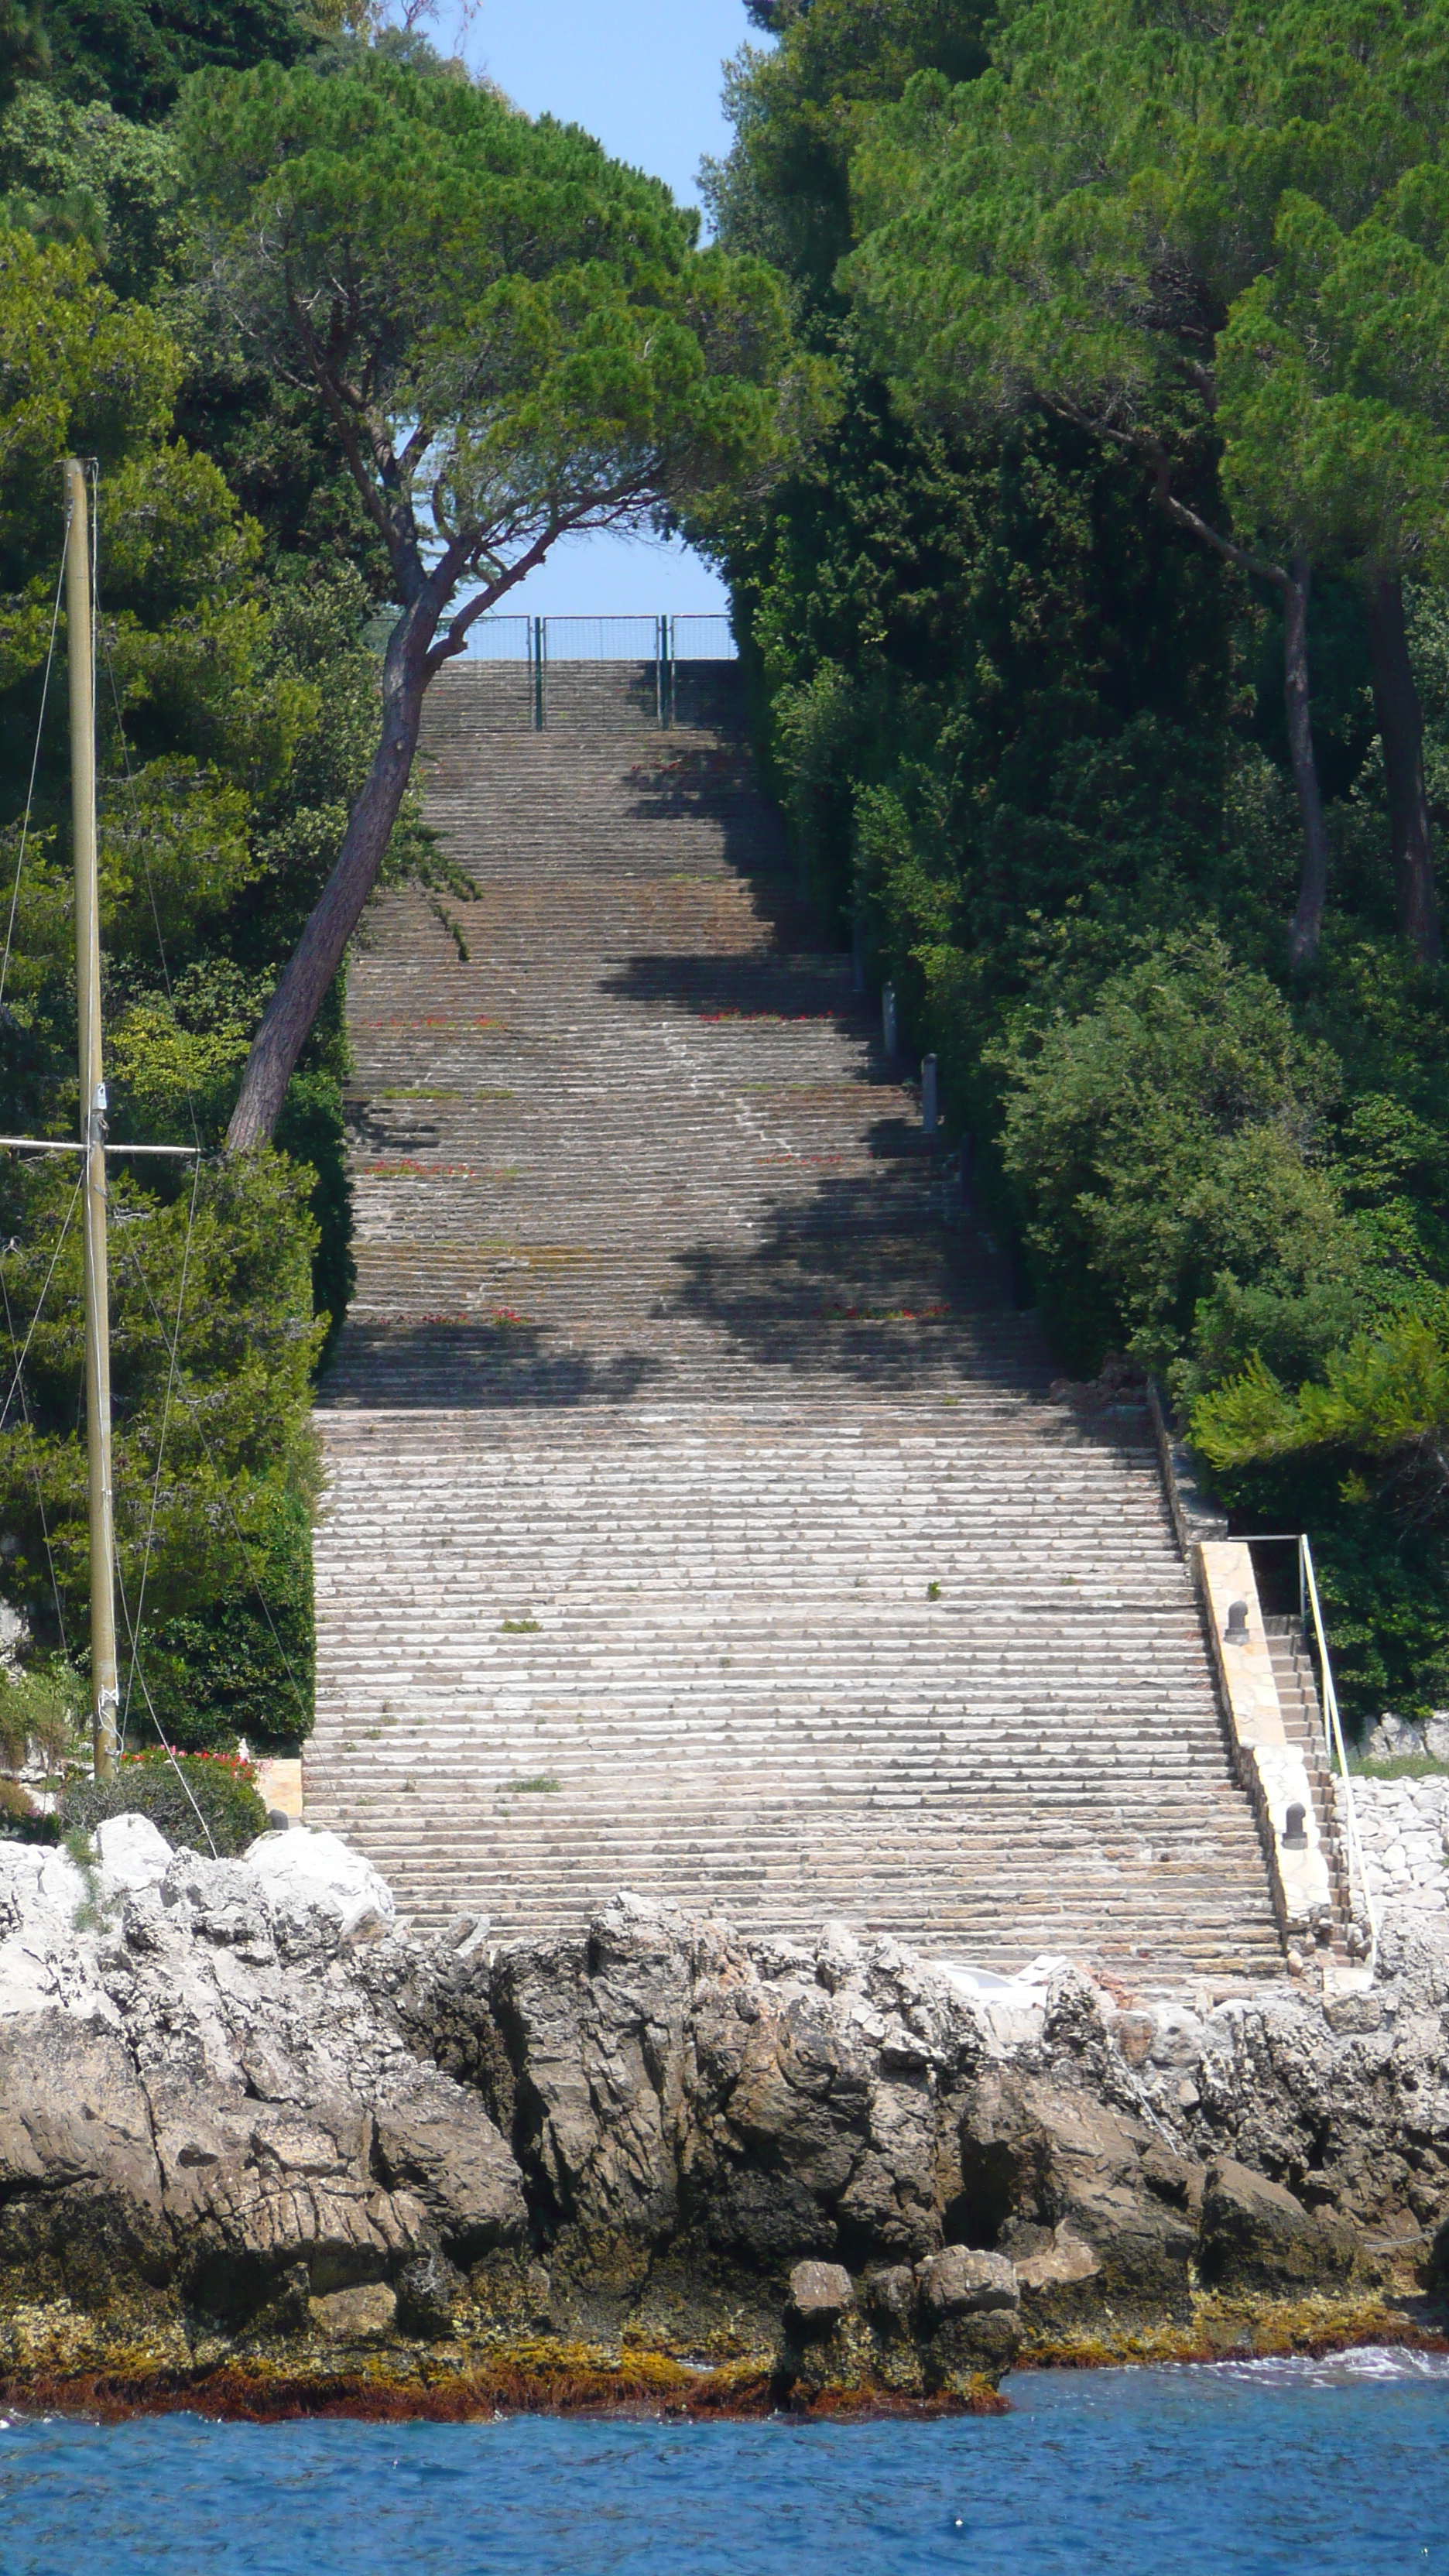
[2, 1819, 1446, 2418]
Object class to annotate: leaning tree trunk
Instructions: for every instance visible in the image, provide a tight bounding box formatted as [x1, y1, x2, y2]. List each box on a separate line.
[228, 598, 441, 1153]
[1284, 553, 1332, 972]
[1365, 572, 1442, 968]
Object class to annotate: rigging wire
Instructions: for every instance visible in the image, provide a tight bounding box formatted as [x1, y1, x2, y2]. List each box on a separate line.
[0, 538, 68, 1019]
[0, 1258, 71, 1659]
[119, 1149, 201, 1735]
[90, 476, 221, 1767]
[75, 1091, 214, 1854]
[7, 485, 307, 1803]
[118, 1228, 314, 1738]
[0, 509, 79, 1694]
[98, 620, 205, 1156]
[112, 1548, 220, 1860]
[0, 475, 218, 1851]
[0, 1163, 85, 1436]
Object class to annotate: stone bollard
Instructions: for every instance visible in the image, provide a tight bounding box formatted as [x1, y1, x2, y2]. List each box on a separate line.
[882, 981, 899, 1058]
[922, 1053, 939, 1136]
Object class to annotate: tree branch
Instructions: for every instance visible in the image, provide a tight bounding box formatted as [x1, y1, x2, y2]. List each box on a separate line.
[1149, 464, 1288, 592]
[286, 285, 425, 603]
[429, 474, 660, 668]
[430, 522, 562, 666]
[1043, 396, 1289, 588]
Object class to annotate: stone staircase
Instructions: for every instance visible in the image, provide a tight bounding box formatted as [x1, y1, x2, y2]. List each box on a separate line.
[308, 659, 1286, 1983]
[1265, 1616, 1357, 1953]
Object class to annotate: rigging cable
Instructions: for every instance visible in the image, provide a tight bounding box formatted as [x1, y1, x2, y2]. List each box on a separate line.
[111, 1549, 219, 1859]
[91, 479, 219, 1781]
[84, 1133, 218, 1854]
[0, 1163, 85, 1436]
[119, 1149, 201, 1735]
[0, 1256, 71, 1658]
[0, 538, 67, 1016]
[0, 488, 218, 1853]
[119, 1228, 314, 1740]
[69, 488, 308, 1797]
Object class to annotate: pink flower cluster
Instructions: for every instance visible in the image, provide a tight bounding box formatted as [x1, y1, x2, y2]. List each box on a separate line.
[124, 1746, 257, 1783]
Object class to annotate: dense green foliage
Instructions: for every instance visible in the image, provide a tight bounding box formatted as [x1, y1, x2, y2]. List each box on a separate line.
[0, 1653, 83, 1771]
[0, 217, 343, 1751]
[0, 15, 425, 1755]
[701, 0, 1449, 1724]
[60, 1744, 269, 1851]
[36, 0, 311, 120]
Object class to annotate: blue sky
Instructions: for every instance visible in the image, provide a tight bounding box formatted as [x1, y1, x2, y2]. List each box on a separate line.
[414, 2, 766, 626]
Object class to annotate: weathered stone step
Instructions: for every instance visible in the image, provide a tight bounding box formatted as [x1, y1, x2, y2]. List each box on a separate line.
[308, 661, 1285, 1981]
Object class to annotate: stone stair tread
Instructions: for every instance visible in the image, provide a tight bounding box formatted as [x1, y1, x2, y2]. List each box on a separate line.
[308, 661, 1287, 1981]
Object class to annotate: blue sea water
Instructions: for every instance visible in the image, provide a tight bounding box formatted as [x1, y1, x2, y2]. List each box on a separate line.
[2, 2351, 1447, 2576]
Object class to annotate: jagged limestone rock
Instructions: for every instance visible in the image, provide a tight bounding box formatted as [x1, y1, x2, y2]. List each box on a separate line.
[0, 1838, 1445, 2403]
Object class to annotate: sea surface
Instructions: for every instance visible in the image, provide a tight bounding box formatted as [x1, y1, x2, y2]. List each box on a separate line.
[2, 2351, 1447, 2575]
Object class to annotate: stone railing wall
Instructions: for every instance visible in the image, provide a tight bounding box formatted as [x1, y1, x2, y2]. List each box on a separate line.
[1197, 1539, 1333, 1950]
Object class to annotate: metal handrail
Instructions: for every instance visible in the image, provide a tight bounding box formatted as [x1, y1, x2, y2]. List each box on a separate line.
[466, 611, 737, 665]
[1245, 1530, 1379, 1970]
[1298, 1533, 1379, 1974]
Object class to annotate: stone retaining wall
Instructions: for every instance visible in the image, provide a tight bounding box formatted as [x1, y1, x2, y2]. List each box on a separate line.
[1350, 1774, 1449, 1920]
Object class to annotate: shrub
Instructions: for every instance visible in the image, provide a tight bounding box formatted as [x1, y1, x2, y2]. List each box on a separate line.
[0, 1777, 59, 1844]
[992, 933, 1383, 1384]
[0, 1660, 87, 1774]
[59, 1748, 269, 1857]
[0, 1775, 51, 1841]
[277, 1063, 356, 1366]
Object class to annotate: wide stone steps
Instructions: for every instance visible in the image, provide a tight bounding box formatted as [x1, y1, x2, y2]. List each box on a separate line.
[308, 660, 1286, 1982]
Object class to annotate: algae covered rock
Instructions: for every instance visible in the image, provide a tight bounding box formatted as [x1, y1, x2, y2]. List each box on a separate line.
[957, 2074, 1199, 2327]
[1200, 2159, 1358, 2293]
[0, 1848, 1444, 2409]
[786, 2259, 855, 2334]
[916, 2246, 1018, 2319]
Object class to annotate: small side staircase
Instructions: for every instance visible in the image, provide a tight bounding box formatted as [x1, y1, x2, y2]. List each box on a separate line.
[1264, 1616, 1357, 1958]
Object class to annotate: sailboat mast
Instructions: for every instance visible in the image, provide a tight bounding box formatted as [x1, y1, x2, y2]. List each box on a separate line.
[64, 458, 118, 1780]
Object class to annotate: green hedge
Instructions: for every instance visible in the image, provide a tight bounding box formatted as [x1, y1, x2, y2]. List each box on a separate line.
[60, 1750, 269, 1856]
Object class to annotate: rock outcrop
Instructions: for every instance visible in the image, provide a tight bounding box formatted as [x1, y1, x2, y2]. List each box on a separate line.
[1, 1831, 1445, 2415]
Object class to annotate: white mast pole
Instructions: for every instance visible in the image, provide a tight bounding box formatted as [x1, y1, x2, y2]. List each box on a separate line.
[64, 457, 118, 1780]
